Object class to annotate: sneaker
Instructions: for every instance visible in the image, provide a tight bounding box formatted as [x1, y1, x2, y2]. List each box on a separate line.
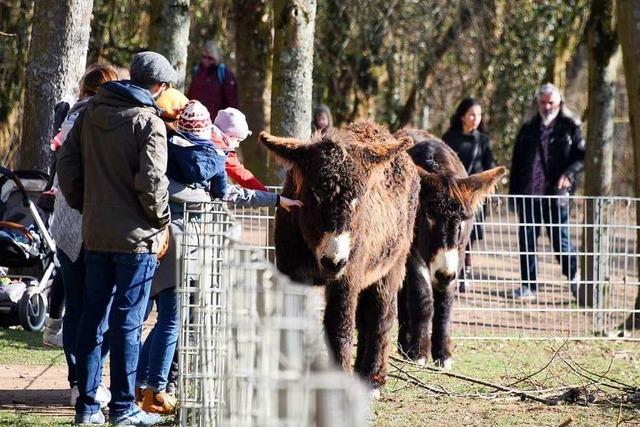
[512, 286, 536, 301]
[43, 317, 63, 348]
[570, 272, 580, 299]
[109, 406, 162, 426]
[75, 410, 106, 425]
[141, 389, 178, 415]
[71, 384, 111, 409]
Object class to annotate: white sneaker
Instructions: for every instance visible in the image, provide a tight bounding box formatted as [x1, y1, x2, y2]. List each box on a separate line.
[70, 383, 111, 409]
[42, 317, 63, 348]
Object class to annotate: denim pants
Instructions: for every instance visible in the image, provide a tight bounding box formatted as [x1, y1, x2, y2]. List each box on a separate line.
[136, 286, 179, 392]
[516, 197, 577, 291]
[58, 249, 109, 388]
[75, 251, 157, 417]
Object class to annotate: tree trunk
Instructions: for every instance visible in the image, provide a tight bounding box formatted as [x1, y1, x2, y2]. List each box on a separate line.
[234, 0, 278, 184]
[20, 0, 93, 172]
[271, 0, 317, 141]
[581, 0, 621, 311]
[544, 1, 590, 92]
[617, 0, 640, 332]
[395, 3, 474, 130]
[148, 0, 190, 91]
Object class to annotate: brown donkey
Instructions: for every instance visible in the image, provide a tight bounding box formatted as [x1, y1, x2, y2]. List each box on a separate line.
[259, 122, 419, 391]
[396, 130, 506, 368]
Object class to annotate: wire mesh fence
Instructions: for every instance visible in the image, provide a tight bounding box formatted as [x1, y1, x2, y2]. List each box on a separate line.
[227, 192, 640, 341]
[177, 201, 369, 427]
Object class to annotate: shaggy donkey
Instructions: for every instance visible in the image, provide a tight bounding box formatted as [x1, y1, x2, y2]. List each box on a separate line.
[396, 129, 506, 368]
[259, 122, 419, 390]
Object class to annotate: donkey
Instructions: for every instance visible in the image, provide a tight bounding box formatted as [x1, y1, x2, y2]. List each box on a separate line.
[396, 129, 506, 368]
[259, 121, 420, 390]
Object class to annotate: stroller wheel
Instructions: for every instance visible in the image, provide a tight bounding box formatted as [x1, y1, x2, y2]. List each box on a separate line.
[18, 288, 47, 332]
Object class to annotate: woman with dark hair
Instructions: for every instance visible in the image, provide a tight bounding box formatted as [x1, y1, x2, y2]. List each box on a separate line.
[442, 98, 496, 292]
[49, 64, 119, 408]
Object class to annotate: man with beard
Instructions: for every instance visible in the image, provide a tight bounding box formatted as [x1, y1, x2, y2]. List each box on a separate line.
[509, 83, 585, 301]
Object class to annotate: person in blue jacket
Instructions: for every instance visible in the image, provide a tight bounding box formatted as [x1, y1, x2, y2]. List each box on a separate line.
[135, 99, 302, 414]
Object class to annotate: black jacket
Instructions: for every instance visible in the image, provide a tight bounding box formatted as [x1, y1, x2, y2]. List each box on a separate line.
[442, 129, 495, 175]
[509, 111, 585, 195]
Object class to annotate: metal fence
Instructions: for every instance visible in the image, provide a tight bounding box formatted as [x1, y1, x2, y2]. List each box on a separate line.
[177, 202, 369, 427]
[227, 192, 640, 341]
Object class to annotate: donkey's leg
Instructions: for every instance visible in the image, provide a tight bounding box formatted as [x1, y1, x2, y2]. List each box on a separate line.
[357, 265, 404, 388]
[406, 263, 434, 365]
[397, 263, 411, 358]
[431, 287, 454, 368]
[354, 287, 372, 374]
[398, 254, 433, 364]
[324, 279, 358, 372]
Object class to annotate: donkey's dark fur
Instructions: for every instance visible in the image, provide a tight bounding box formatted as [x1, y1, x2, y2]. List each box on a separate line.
[396, 129, 506, 367]
[259, 122, 419, 388]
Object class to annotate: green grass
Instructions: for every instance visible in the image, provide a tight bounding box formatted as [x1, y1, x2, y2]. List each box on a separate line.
[374, 340, 640, 426]
[0, 334, 638, 426]
[0, 412, 72, 426]
[0, 327, 65, 366]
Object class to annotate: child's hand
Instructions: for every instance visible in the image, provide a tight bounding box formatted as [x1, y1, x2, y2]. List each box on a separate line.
[279, 196, 303, 212]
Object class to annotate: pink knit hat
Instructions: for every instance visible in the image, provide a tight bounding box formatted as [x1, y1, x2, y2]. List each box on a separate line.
[178, 100, 212, 138]
[214, 108, 252, 140]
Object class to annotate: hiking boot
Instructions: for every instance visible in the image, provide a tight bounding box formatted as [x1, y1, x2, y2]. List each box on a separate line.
[109, 406, 162, 426]
[71, 383, 111, 409]
[43, 317, 63, 348]
[141, 388, 178, 415]
[75, 410, 106, 425]
[512, 286, 536, 301]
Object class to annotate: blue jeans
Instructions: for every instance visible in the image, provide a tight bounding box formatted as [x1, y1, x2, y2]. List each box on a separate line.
[516, 198, 577, 291]
[58, 249, 109, 388]
[75, 251, 157, 418]
[136, 287, 178, 392]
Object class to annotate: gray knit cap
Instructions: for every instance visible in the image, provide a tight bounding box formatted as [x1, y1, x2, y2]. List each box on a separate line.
[130, 51, 177, 86]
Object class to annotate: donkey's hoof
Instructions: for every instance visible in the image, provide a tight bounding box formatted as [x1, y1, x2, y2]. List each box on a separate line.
[435, 358, 453, 370]
[414, 357, 427, 366]
[369, 388, 382, 400]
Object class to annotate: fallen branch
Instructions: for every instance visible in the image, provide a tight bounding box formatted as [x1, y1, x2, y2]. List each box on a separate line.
[390, 355, 557, 405]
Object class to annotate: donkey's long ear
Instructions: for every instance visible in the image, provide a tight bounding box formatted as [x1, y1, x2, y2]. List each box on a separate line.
[259, 131, 309, 165]
[361, 135, 414, 164]
[457, 166, 508, 211]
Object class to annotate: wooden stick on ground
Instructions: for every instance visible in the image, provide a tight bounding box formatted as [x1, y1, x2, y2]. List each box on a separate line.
[390, 355, 558, 405]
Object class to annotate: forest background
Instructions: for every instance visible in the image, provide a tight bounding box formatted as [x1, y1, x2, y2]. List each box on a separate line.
[0, 0, 636, 196]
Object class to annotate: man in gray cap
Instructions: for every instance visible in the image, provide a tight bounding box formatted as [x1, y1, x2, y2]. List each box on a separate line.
[57, 51, 175, 425]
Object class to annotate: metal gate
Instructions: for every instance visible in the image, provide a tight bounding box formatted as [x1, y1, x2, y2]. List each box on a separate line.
[227, 192, 640, 340]
[176, 202, 369, 427]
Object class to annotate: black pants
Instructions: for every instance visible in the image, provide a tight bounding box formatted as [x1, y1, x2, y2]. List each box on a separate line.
[516, 198, 577, 291]
[48, 267, 65, 319]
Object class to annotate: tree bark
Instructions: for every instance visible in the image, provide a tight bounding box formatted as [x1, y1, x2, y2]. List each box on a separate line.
[148, 0, 190, 91]
[20, 0, 93, 172]
[544, 1, 590, 92]
[581, 0, 621, 310]
[271, 0, 317, 141]
[616, 0, 640, 332]
[234, 0, 278, 184]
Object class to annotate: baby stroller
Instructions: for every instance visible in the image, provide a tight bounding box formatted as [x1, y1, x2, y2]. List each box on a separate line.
[0, 167, 56, 331]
